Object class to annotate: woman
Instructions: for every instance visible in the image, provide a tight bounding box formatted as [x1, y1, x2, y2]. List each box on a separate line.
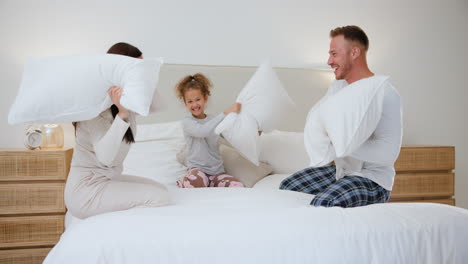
[64, 42, 169, 219]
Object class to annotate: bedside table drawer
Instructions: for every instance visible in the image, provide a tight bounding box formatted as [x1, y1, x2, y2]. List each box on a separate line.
[0, 149, 73, 181]
[391, 172, 454, 199]
[391, 198, 455, 206]
[0, 247, 52, 264]
[0, 215, 64, 248]
[0, 183, 65, 215]
[395, 146, 455, 172]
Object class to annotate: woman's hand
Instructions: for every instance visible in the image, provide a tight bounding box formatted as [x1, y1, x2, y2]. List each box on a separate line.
[108, 86, 129, 120]
[224, 102, 241, 115]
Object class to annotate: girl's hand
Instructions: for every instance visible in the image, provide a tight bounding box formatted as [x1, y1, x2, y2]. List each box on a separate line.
[224, 102, 241, 115]
[108, 86, 129, 120]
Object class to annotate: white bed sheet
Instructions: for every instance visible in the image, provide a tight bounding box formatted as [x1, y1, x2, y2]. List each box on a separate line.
[47, 188, 468, 264]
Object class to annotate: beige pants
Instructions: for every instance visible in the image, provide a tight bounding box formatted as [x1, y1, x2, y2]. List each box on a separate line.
[65, 169, 170, 219]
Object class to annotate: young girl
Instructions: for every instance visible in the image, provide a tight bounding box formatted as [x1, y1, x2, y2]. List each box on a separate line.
[176, 73, 245, 188]
[64, 42, 169, 219]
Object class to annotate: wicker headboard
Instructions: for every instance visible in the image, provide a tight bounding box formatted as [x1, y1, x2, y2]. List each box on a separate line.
[137, 64, 333, 132]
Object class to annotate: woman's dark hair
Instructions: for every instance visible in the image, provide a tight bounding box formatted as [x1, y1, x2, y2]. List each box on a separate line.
[107, 42, 142, 58]
[73, 42, 141, 143]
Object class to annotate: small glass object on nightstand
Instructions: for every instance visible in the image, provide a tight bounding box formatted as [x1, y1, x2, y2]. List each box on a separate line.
[41, 124, 64, 149]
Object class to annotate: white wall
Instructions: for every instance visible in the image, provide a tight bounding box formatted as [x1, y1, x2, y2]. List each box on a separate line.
[1, 0, 467, 208]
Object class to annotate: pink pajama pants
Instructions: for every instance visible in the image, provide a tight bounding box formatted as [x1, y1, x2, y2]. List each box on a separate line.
[177, 168, 244, 188]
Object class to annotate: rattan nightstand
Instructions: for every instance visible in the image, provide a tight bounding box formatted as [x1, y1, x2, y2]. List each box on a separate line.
[0, 148, 73, 264]
[391, 146, 455, 205]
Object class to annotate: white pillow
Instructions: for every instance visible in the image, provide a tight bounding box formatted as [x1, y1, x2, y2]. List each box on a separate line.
[136, 121, 183, 142]
[236, 60, 296, 133]
[8, 54, 163, 125]
[215, 112, 260, 165]
[123, 137, 186, 188]
[304, 76, 388, 167]
[322, 76, 387, 157]
[303, 100, 335, 167]
[259, 130, 309, 174]
[215, 61, 295, 165]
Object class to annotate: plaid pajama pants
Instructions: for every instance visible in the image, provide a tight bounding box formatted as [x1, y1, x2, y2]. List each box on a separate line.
[279, 165, 390, 208]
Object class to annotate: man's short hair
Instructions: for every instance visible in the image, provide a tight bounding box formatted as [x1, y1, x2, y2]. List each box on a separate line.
[330, 25, 369, 51]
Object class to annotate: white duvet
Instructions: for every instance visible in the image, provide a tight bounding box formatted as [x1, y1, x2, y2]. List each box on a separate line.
[45, 188, 468, 264]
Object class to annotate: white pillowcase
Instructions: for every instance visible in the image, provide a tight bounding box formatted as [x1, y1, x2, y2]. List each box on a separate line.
[123, 138, 186, 188]
[215, 61, 295, 165]
[260, 130, 309, 174]
[8, 54, 163, 125]
[321, 76, 387, 157]
[236, 60, 296, 133]
[136, 121, 183, 142]
[215, 112, 260, 165]
[123, 122, 187, 188]
[304, 76, 388, 167]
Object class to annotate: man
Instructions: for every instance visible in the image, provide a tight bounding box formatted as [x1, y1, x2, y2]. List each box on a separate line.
[280, 25, 402, 208]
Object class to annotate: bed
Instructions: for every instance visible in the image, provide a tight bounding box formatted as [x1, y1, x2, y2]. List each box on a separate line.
[44, 64, 468, 263]
[47, 189, 468, 264]
[41, 120, 468, 264]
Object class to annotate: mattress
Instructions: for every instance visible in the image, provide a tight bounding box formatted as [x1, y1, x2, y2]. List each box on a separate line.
[46, 187, 468, 264]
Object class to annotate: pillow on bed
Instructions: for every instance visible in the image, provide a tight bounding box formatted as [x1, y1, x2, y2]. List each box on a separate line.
[215, 61, 295, 165]
[8, 54, 163, 125]
[122, 122, 186, 188]
[123, 137, 186, 188]
[220, 144, 272, 187]
[259, 130, 309, 174]
[304, 76, 388, 166]
[136, 121, 183, 142]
